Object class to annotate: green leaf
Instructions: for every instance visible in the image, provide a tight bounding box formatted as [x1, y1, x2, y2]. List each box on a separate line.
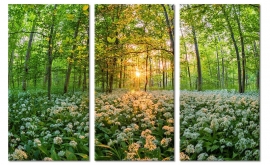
[75, 153, 89, 160]
[98, 126, 111, 134]
[233, 152, 238, 159]
[50, 145, 59, 160]
[104, 134, 110, 141]
[204, 141, 212, 147]
[65, 150, 77, 160]
[211, 145, 219, 152]
[107, 37, 116, 43]
[83, 5, 89, 11]
[120, 141, 127, 149]
[38, 145, 49, 156]
[206, 146, 211, 152]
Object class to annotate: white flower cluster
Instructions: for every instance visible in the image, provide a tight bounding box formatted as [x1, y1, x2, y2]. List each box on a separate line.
[95, 90, 174, 161]
[9, 91, 89, 160]
[180, 90, 259, 160]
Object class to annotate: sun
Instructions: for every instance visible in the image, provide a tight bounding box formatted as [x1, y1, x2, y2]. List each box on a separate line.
[136, 71, 140, 77]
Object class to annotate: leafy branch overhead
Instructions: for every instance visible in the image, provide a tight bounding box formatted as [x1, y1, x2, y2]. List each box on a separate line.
[95, 4, 174, 93]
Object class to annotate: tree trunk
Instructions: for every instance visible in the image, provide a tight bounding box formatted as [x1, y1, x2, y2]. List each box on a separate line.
[106, 62, 109, 93]
[119, 57, 123, 88]
[8, 50, 15, 88]
[161, 4, 174, 89]
[123, 64, 126, 88]
[149, 57, 152, 87]
[191, 26, 202, 91]
[221, 57, 225, 88]
[161, 4, 174, 55]
[180, 24, 192, 89]
[216, 46, 220, 88]
[108, 58, 117, 93]
[253, 41, 259, 90]
[78, 66, 82, 88]
[162, 57, 165, 89]
[222, 5, 243, 93]
[144, 48, 148, 91]
[83, 66, 87, 92]
[101, 67, 105, 92]
[233, 5, 246, 93]
[64, 15, 81, 93]
[46, 5, 57, 100]
[72, 64, 76, 93]
[22, 21, 36, 91]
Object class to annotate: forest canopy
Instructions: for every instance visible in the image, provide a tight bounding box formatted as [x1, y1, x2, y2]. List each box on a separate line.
[8, 4, 89, 99]
[95, 4, 174, 93]
[180, 4, 260, 93]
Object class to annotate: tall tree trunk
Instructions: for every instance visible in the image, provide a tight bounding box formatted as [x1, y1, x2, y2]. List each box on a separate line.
[218, 37, 225, 89]
[180, 25, 192, 89]
[119, 57, 123, 88]
[83, 66, 87, 92]
[83, 25, 89, 92]
[72, 64, 76, 93]
[22, 21, 36, 91]
[123, 64, 126, 88]
[144, 48, 148, 91]
[64, 15, 81, 93]
[109, 58, 116, 93]
[161, 4, 174, 55]
[101, 67, 105, 92]
[191, 26, 202, 91]
[106, 62, 109, 93]
[206, 54, 212, 86]
[216, 46, 221, 89]
[233, 5, 246, 93]
[221, 57, 225, 88]
[162, 4, 174, 89]
[149, 57, 152, 87]
[78, 66, 82, 88]
[8, 50, 15, 88]
[253, 41, 259, 90]
[47, 5, 57, 100]
[43, 64, 48, 87]
[162, 57, 165, 89]
[222, 5, 243, 93]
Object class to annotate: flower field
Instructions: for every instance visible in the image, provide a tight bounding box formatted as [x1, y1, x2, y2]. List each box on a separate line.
[8, 90, 89, 160]
[95, 90, 174, 161]
[180, 90, 260, 161]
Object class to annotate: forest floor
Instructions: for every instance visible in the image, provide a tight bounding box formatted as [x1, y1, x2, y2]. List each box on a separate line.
[8, 90, 89, 160]
[95, 89, 174, 161]
[180, 90, 260, 161]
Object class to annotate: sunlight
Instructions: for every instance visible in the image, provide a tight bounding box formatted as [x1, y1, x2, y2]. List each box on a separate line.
[136, 71, 140, 77]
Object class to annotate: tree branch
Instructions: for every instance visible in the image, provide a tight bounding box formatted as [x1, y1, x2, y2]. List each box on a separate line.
[9, 31, 46, 37]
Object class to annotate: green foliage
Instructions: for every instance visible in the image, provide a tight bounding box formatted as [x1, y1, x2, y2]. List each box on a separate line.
[95, 4, 174, 92]
[8, 91, 89, 160]
[180, 4, 260, 92]
[180, 90, 260, 161]
[8, 4, 89, 93]
[95, 90, 174, 161]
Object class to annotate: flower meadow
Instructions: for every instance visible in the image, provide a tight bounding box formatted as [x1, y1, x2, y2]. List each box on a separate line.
[180, 90, 260, 161]
[95, 90, 174, 161]
[8, 90, 89, 161]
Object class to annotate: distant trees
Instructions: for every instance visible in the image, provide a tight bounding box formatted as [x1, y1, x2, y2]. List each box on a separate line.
[95, 4, 174, 93]
[180, 4, 260, 92]
[8, 4, 89, 99]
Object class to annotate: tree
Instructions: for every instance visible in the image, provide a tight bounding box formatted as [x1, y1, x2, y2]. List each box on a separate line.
[95, 4, 174, 92]
[8, 4, 89, 97]
[180, 4, 259, 92]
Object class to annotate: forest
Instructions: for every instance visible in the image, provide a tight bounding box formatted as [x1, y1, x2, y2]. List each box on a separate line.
[180, 4, 260, 161]
[8, 4, 89, 160]
[95, 4, 175, 160]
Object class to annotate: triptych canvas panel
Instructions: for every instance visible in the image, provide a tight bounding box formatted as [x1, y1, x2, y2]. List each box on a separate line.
[7, 4, 260, 161]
